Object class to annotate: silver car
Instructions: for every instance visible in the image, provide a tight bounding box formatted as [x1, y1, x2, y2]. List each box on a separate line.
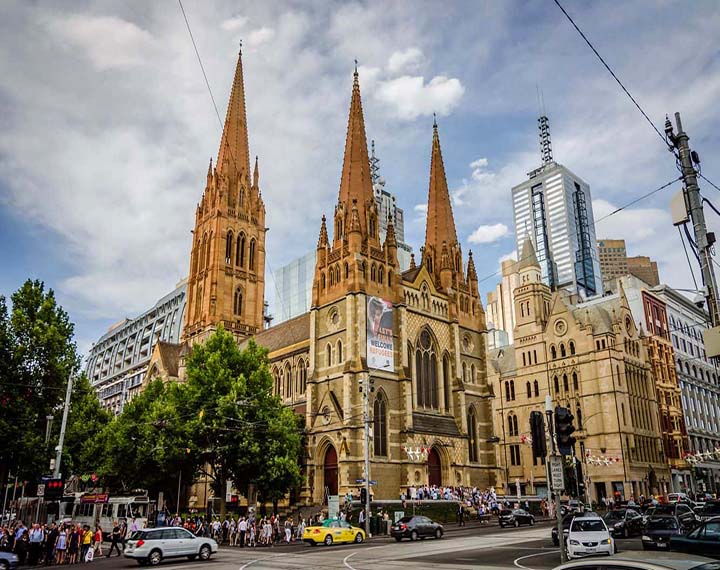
[124, 527, 218, 566]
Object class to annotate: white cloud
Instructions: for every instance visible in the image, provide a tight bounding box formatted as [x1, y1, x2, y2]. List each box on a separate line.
[221, 16, 248, 31]
[468, 223, 509, 244]
[387, 47, 424, 74]
[499, 250, 517, 264]
[45, 14, 156, 71]
[414, 203, 428, 214]
[375, 75, 464, 120]
[247, 26, 275, 47]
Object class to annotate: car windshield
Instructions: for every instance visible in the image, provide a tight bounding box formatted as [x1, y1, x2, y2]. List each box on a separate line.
[604, 511, 624, 520]
[129, 531, 147, 540]
[571, 519, 605, 532]
[704, 503, 720, 515]
[647, 517, 679, 530]
[398, 517, 414, 523]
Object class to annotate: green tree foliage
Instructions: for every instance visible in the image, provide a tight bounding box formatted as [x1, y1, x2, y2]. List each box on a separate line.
[61, 374, 113, 477]
[171, 327, 303, 512]
[0, 280, 83, 486]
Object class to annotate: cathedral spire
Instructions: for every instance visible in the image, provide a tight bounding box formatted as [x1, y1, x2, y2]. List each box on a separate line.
[424, 119, 459, 262]
[253, 155, 259, 188]
[337, 66, 374, 235]
[317, 215, 329, 249]
[217, 48, 251, 180]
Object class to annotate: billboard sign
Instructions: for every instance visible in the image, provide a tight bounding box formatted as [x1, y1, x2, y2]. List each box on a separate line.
[366, 296, 394, 371]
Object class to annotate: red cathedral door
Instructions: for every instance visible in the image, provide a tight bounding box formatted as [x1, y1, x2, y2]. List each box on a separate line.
[324, 446, 339, 497]
[428, 447, 442, 487]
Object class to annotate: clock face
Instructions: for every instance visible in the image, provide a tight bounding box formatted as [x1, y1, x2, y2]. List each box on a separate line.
[554, 319, 568, 337]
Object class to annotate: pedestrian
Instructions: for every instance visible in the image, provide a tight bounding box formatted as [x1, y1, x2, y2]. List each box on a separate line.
[81, 525, 92, 562]
[295, 517, 305, 542]
[67, 526, 80, 564]
[15, 529, 29, 566]
[45, 523, 58, 566]
[106, 521, 121, 558]
[284, 518, 292, 543]
[238, 517, 247, 548]
[94, 525, 103, 557]
[248, 521, 256, 548]
[55, 526, 67, 565]
[28, 523, 44, 565]
[119, 520, 127, 552]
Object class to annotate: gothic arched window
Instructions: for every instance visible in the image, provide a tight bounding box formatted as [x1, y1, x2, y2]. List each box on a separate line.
[205, 232, 213, 269]
[573, 372, 579, 390]
[415, 329, 438, 409]
[560, 343, 566, 358]
[563, 374, 569, 392]
[225, 231, 233, 264]
[237, 233, 246, 267]
[326, 343, 332, 367]
[526, 382, 532, 398]
[471, 364, 476, 384]
[534, 379, 539, 397]
[468, 407, 478, 462]
[443, 353, 451, 410]
[285, 363, 292, 399]
[569, 340, 576, 355]
[249, 239, 256, 271]
[233, 287, 243, 316]
[371, 264, 377, 282]
[337, 340, 343, 363]
[373, 392, 388, 457]
[344, 262, 349, 279]
[369, 216, 376, 238]
[551, 345, 557, 360]
[378, 267, 384, 284]
[553, 375, 559, 394]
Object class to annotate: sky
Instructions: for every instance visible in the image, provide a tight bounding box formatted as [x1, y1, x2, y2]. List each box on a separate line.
[2, 0, 720, 359]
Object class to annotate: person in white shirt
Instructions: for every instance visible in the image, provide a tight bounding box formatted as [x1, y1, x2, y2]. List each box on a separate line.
[238, 517, 247, 547]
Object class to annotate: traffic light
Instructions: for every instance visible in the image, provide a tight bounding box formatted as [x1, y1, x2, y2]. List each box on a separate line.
[554, 406, 576, 455]
[360, 487, 367, 504]
[44, 478, 64, 500]
[530, 411, 547, 459]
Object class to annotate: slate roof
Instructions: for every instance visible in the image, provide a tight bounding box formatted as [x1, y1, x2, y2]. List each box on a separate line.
[412, 412, 461, 437]
[248, 312, 311, 353]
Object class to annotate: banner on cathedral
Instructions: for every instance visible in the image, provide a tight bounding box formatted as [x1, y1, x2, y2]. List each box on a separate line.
[367, 296, 394, 371]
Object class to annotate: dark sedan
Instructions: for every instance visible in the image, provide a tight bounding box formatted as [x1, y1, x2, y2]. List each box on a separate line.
[0, 551, 19, 570]
[552, 515, 573, 546]
[700, 501, 720, 522]
[642, 515, 687, 550]
[671, 517, 720, 558]
[604, 508, 644, 538]
[499, 509, 535, 528]
[391, 515, 444, 541]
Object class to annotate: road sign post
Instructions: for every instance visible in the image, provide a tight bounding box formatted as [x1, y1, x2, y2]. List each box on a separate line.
[549, 456, 565, 492]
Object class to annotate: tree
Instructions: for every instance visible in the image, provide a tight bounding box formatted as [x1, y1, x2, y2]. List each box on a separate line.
[0, 280, 80, 490]
[61, 374, 112, 477]
[179, 327, 303, 514]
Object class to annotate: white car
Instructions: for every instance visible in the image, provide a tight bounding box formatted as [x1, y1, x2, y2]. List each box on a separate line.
[124, 527, 218, 566]
[566, 515, 615, 559]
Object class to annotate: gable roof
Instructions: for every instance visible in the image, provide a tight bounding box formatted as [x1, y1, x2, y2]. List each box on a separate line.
[248, 312, 311, 353]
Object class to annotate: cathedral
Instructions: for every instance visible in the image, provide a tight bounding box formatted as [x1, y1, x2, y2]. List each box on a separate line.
[148, 49, 496, 504]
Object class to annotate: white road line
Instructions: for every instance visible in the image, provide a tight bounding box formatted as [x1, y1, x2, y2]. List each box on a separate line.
[343, 551, 358, 570]
[238, 552, 290, 570]
[513, 549, 559, 570]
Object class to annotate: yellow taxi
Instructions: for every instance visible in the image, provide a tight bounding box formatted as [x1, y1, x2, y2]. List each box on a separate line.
[303, 519, 365, 546]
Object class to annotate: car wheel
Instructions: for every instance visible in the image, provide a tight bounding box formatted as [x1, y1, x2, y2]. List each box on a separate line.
[435, 528, 443, 540]
[0, 562, 9, 570]
[148, 550, 162, 566]
[394, 537, 402, 542]
[354, 532, 363, 544]
[199, 544, 212, 561]
[410, 530, 419, 541]
[514, 520, 519, 528]
[324, 535, 333, 546]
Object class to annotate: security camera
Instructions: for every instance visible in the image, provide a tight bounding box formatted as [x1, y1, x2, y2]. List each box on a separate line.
[693, 289, 706, 309]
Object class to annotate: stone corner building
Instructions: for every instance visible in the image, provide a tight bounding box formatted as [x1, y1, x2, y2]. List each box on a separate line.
[487, 238, 670, 502]
[146, 52, 496, 505]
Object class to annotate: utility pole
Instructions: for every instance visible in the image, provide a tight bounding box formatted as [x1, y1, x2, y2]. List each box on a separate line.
[53, 374, 74, 479]
[546, 396, 566, 563]
[362, 374, 371, 537]
[666, 113, 720, 326]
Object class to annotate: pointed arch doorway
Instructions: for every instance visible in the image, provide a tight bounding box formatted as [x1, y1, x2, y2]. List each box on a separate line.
[428, 447, 442, 487]
[324, 445, 338, 497]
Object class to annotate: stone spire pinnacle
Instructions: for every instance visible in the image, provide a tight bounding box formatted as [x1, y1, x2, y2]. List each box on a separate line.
[337, 67, 374, 235]
[424, 119, 459, 262]
[253, 155, 259, 188]
[518, 237, 540, 271]
[217, 49, 251, 180]
[467, 250, 478, 281]
[317, 215, 329, 249]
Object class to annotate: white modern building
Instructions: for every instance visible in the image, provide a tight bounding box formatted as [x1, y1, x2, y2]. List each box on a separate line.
[512, 116, 602, 298]
[85, 279, 187, 415]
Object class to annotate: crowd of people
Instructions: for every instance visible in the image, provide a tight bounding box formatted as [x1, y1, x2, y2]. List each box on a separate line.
[0, 521, 107, 565]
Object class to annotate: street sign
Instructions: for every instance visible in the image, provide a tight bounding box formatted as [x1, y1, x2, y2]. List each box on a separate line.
[354, 479, 377, 485]
[37, 484, 45, 497]
[549, 455, 565, 491]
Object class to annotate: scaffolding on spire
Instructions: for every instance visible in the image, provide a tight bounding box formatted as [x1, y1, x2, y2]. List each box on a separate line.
[538, 115, 553, 166]
[370, 139, 381, 186]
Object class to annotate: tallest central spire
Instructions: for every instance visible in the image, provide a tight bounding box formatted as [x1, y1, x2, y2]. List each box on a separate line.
[217, 48, 251, 180]
[337, 67, 374, 235]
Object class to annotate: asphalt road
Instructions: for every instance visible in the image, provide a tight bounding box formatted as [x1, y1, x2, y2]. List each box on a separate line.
[25, 522, 648, 570]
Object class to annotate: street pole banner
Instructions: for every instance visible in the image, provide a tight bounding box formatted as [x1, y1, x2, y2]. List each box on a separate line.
[366, 296, 394, 371]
